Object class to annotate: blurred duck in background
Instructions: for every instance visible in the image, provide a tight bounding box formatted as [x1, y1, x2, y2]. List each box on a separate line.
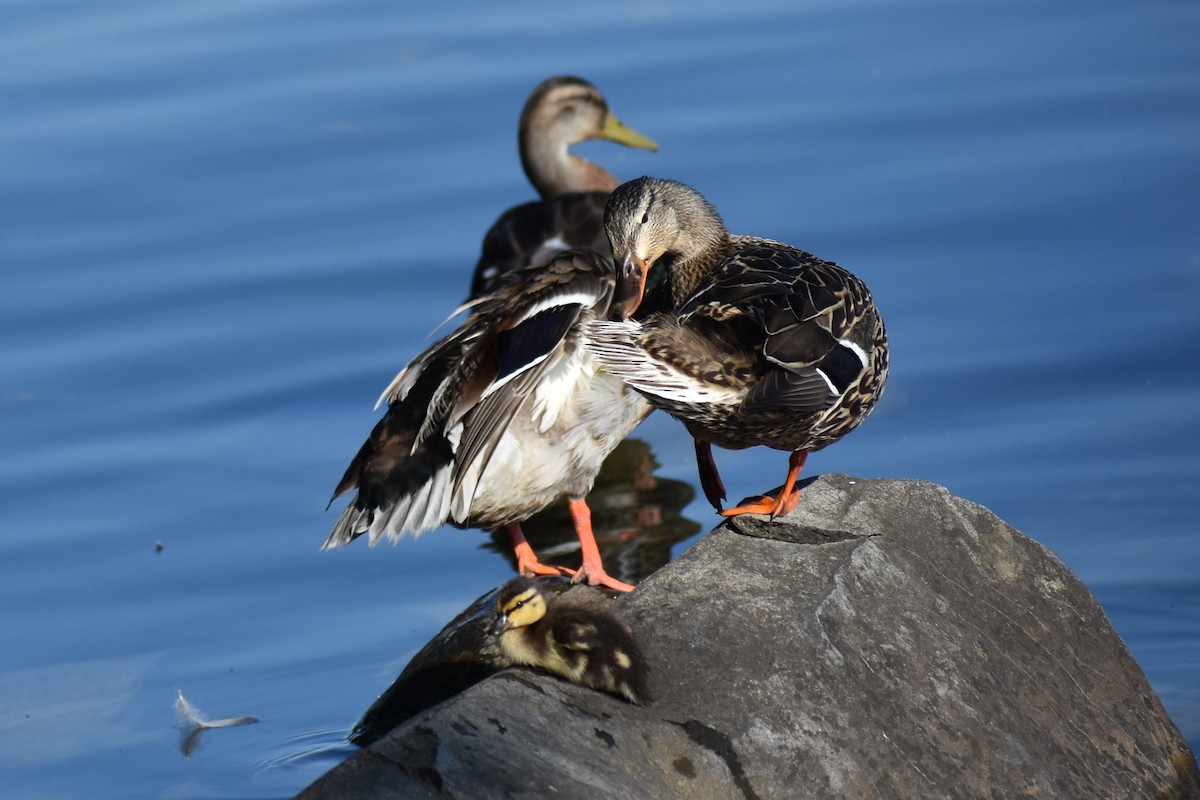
[469, 75, 657, 299]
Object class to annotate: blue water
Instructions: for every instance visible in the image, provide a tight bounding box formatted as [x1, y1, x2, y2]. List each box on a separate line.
[2, 0, 1197, 796]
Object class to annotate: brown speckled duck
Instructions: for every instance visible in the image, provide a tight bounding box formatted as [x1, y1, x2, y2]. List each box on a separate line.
[491, 576, 649, 704]
[585, 177, 889, 518]
[326, 248, 650, 592]
[469, 76, 657, 299]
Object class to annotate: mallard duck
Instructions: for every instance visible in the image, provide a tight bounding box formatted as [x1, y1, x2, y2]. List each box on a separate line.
[586, 177, 889, 518]
[469, 76, 658, 299]
[325, 247, 651, 592]
[490, 576, 649, 704]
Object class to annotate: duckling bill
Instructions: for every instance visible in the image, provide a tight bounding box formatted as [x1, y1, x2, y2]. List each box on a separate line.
[491, 577, 650, 705]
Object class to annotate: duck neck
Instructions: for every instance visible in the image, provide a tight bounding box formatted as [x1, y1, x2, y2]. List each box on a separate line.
[665, 203, 730, 306]
[520, 134, 618, 198]
[670, 241, 727, 307]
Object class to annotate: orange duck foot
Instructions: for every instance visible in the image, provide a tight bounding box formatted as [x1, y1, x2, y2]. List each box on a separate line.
[513, 542, 576, 579]
[567, 497, 635, 593]
[718, 450, 808, 520]
[719, 487, 801, 519]
[570, 560, 634, 593]
[507, 523, 574, 579]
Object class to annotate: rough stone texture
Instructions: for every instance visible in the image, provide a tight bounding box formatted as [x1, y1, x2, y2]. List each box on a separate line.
[299, 475, 1199, 799]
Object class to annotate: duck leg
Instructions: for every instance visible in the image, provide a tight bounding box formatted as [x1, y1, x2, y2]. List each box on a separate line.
[506, 523, 573, 578]
[568, 498, 635, 592]
[694, 439, 727, 511]
[719, 450, 808, 519]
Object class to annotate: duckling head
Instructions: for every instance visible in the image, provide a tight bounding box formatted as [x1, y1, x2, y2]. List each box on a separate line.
[490, 578, 548, 635]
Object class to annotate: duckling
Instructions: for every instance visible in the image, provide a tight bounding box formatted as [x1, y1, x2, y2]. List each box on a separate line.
[325, 248, 650, 592]
[491, 577, 650, 705]
[586, 177, 889, 518]
[470, 76, 658, 299]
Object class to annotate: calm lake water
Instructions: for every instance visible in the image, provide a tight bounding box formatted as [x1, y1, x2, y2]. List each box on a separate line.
[2, 0, 1198, 796]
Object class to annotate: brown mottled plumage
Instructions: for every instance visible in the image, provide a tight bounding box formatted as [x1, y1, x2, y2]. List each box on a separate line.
[491, 577, 650, 704]
[586, 177, 889, 518]
[470, 76, 657, 299]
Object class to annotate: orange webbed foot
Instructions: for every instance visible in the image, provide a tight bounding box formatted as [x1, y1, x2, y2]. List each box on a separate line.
[570, 563, 634, 593]
[718, 451, 807, 519]
[508, 523, 574, 579]
[719, 485, 801, 519]
[567, 497, 635, 592]
[513, 543, 576, 579]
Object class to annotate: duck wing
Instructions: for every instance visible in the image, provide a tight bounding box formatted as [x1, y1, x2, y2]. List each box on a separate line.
[326, 249, 616, 548]
[683, 240, 879, 413]
[597, 240, 875, 413]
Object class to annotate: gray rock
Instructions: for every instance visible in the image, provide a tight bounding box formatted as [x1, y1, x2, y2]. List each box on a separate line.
[299, 475, 1199, 799]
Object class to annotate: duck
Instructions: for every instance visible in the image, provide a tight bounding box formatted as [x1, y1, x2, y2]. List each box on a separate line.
[491, 576, 650, 704]
[325, 247, 651, 592]
[585, 176, 889, 519]
[469, 75, 658, 299]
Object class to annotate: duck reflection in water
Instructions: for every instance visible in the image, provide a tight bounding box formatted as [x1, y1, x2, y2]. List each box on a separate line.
[483, 437, 700, 587]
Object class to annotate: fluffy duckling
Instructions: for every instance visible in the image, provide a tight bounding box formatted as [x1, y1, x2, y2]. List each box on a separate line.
[491, 577, 650, 705]
[470, 76, 658, 299]
[586, 177, 889, 518]
[325, 248, 650, 592]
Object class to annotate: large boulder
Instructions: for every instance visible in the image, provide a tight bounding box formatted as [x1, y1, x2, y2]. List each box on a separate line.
[299, 475, 1199, 799]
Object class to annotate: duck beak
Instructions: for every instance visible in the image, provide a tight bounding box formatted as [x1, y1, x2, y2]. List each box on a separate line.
[597, 114, 658, 152]
[610, 253, 649, 320]
[489, 614, 510, 636]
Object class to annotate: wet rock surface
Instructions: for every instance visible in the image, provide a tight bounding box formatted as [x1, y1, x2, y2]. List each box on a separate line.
[299, 475, 1199, 799]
